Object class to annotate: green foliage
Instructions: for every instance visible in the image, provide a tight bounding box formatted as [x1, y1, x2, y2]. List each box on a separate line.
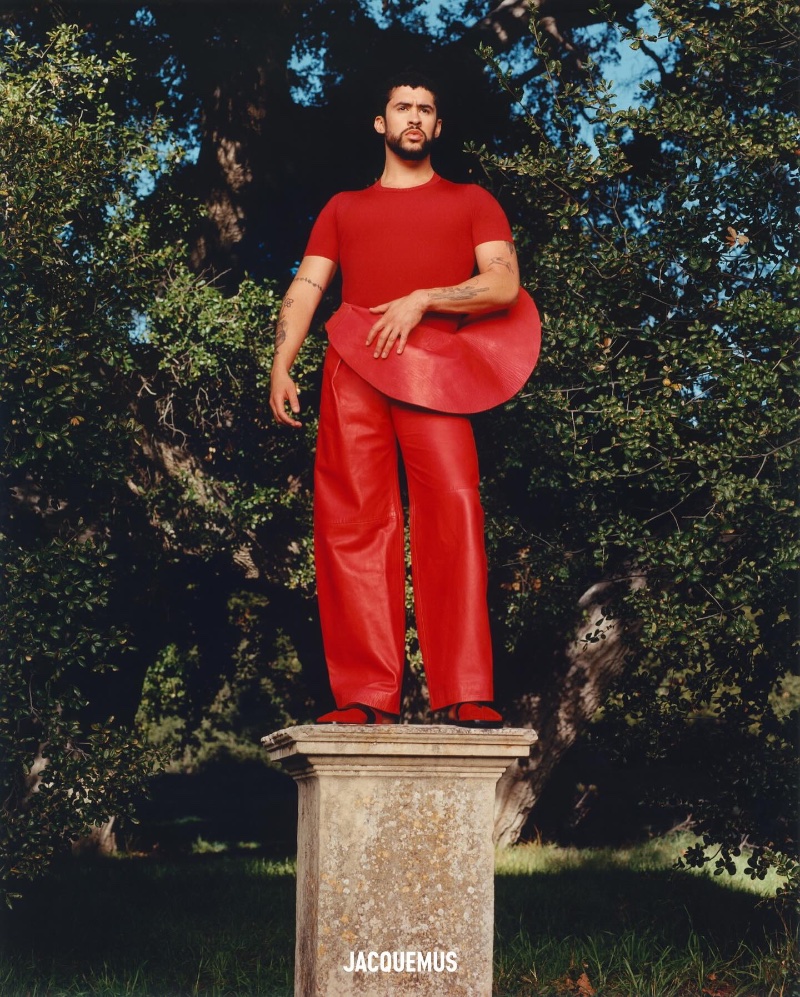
[140, 264, 322, 587]
[0, 539, 153, 898]
[3, 1, 796, 914]
[0, 24, 321, 897]
[479, 0, 798, 890]
[135, 609, 305, 771]
[128, 271, 323, 766]
[0, 25, 184, 900]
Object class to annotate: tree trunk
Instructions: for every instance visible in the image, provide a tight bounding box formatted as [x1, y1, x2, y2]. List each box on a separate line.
[150, 4, 304, 290]
[23, 746, 119, 856]
[71, 818, 118, 857]
[493, 575, 644, 846]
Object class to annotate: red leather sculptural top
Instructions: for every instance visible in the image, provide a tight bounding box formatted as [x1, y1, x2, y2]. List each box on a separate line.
[306, 173, 541, 413]
[325, 291, 541, 414]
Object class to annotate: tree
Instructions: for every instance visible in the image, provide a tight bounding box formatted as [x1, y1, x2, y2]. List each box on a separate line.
[0, 25, 170, 896]
[2, 0, 796, 905]
[4, 1, 650, 285]
[0, 21, 320, 897]
[0, 25, 277, 898]
[483, 0, 798, 893]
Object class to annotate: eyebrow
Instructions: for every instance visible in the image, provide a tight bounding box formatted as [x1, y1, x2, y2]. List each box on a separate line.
[394, 101, 435, 111]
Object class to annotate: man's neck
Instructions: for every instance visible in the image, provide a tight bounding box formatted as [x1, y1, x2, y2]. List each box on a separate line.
[379, 154, 435, 189]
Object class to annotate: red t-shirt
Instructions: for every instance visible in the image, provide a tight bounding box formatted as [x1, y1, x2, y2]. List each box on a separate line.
[304, 173, 513, 308]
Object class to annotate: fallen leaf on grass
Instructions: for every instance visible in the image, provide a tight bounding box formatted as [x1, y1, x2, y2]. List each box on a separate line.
[702, 972, 736, 996]
[555, 971, 596, 995]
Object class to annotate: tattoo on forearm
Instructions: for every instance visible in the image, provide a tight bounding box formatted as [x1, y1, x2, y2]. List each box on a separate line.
[293, 276, 323, 292]
[275, 317, 288, 351]
[274, 297, 294, 355]
[488, 256, 513, 274]
[427, 283, 489, 302]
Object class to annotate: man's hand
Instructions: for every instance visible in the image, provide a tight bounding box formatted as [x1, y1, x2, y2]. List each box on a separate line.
[366, 290, 426, 358]
[267, 255, 336, 428]
[270, 368, 302, 428]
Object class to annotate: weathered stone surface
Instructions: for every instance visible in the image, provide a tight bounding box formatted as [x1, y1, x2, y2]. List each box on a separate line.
[262, 725, 537, 997]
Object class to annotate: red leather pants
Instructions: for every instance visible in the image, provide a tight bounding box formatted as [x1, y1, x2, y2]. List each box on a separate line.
[313, 347, 493, 713]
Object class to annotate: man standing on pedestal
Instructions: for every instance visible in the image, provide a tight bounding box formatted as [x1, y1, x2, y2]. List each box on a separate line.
[269, 71, 539, 727]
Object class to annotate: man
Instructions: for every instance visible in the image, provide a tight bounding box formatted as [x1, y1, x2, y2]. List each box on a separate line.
[269, 71, 536, 726]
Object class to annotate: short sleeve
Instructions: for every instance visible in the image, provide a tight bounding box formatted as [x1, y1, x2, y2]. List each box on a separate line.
[304, 195, 341, 262]
[470, 185, 513, 247]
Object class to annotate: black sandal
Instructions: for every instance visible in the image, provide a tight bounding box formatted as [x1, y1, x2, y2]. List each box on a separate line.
[443, 702, 503, 729]
[317, 702, 398, 725]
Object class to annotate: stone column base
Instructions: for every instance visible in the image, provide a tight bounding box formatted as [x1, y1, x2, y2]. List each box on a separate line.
[263, 724, 536, 997]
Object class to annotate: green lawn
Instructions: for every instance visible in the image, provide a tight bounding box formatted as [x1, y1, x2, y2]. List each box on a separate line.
[494, 838, 793, 996]
[0, 837, 794, 996]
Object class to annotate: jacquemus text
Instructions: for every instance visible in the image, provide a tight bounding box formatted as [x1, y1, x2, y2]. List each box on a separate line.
[342, 951, 458, 973]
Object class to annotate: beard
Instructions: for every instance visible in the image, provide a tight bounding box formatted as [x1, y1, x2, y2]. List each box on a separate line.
[384, 129, 436, 162]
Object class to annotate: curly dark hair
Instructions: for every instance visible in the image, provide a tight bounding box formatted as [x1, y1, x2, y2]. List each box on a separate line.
[376, 69, 442, 116]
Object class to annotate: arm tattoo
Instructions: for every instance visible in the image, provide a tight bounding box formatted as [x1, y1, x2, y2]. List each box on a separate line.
[487, 242, 516, 274]
[427, 283, 489, 303]
[293, 275, 323, 292]
[274, 297, 294, 354]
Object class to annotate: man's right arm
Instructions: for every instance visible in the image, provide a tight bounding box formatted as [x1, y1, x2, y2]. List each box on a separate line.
[269, 255, 337, 428]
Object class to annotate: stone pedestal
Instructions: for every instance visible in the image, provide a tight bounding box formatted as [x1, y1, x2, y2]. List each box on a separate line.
[262, 725, 536, 997]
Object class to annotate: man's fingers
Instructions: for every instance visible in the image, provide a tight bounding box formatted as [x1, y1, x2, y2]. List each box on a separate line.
[286, 382, 301, 414]
[367, 320, 392, 355]
[270, 384, 302, 428]
[365, 304, 390, 345]
[374, 326, 398, 358]
[369, 324, 414, 358]
[276, 404, 302, 427]
[273, 403, 300, 427]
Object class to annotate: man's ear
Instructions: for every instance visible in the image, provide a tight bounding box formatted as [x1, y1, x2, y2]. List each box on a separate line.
[374, 116, 386, 135]
[434, 119, 442, 139]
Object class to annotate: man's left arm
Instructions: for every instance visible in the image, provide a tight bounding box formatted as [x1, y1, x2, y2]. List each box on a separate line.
[366, 240, 520, 358]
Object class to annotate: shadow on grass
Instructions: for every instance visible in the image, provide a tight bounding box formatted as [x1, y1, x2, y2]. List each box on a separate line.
[496, 864, 781, 955]
[0, 850, 793, 996]
[131, 761, 298, 857]
[1, 855, 296, 997]
[494, 862, 792, 996]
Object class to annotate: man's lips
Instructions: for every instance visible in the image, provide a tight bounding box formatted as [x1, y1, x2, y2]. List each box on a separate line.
[404, 129, 424, 139]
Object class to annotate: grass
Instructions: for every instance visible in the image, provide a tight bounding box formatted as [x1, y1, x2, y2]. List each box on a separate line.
[495, 835, 787, 896]
[493, 836, 795, 996]
[0, 855, 296, 997]
[0, 837, 795, 996]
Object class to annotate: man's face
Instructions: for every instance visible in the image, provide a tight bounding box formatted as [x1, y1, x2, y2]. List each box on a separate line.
[374, 86, 442, 162]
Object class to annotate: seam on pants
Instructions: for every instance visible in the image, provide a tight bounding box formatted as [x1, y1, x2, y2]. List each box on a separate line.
[408, 486, 487, 707]
[423, 485, 480, 494]
[328, 352, 344, 389]
[319, 513, 401, 527]
[408, 496, 429, 694]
